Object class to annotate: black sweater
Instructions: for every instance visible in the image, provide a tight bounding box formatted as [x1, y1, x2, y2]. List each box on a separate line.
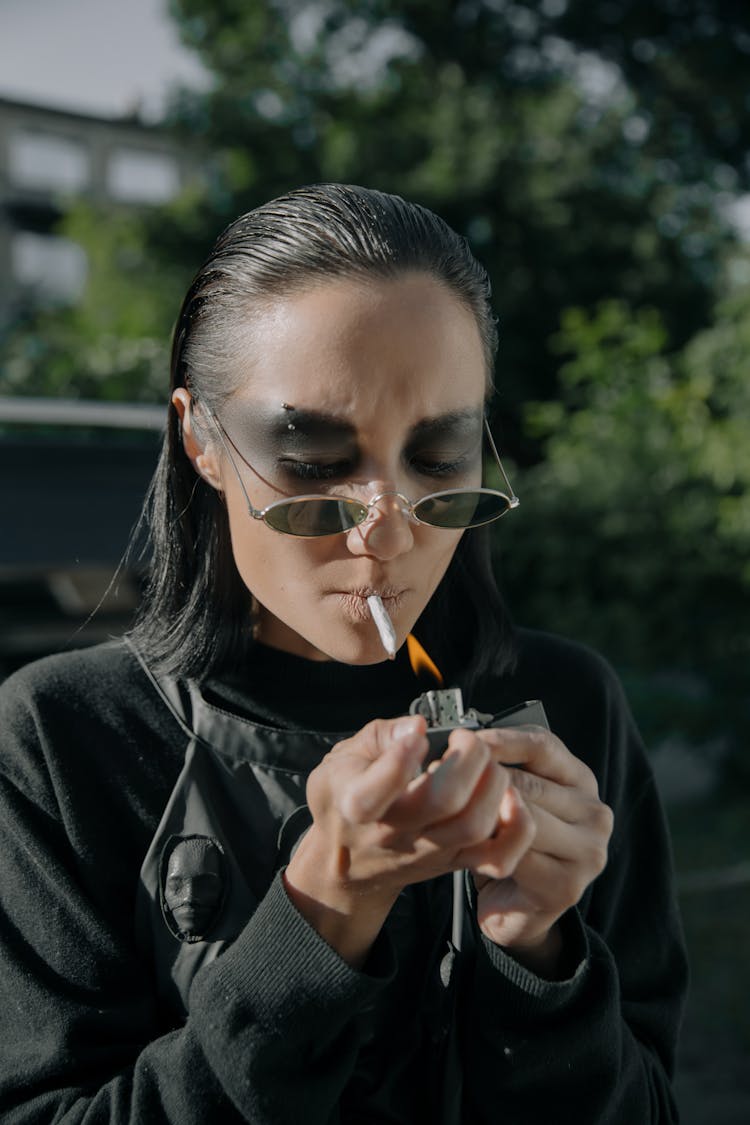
[0, 630, 687, 1123]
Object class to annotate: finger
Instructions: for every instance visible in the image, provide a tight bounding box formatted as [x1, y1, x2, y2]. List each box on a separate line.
[459, 785, 536, 880]
[504, 767, 608, 826]
[506, 849, 594, 913]
[411, 755, 508, 849]
[505, 767, 578, 822]
[387, 729, 507, 830]
[338, 716, 428, 823]
[476, 726, 599, 794]
[332, 713, 426, 766]
[519, 799, 612, 873]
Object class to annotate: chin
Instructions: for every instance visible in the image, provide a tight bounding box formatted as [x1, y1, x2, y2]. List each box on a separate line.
[259, 609, 408, 665]
[312, 624, 404, 666]
[321, 640, 398, 666]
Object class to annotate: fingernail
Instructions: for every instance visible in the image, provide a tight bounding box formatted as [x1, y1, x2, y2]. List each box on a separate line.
[392, 717, 420, 742]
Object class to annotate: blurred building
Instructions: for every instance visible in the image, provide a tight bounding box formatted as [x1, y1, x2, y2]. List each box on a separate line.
[0, 95, 199, 329]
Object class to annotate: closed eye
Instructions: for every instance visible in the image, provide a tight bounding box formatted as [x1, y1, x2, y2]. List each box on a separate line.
[278, 458, 355, 482]
[409, 455, 473, 478]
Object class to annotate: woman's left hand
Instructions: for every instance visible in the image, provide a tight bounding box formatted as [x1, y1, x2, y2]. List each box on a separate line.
[470, 726, 614, 975]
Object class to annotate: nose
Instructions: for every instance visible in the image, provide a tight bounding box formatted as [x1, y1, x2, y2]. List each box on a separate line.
[346, 489, 415, 560]
[176, 879, 196, 904]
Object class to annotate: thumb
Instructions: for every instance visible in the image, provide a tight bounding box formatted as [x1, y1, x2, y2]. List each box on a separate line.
[339, 715, 427, 823]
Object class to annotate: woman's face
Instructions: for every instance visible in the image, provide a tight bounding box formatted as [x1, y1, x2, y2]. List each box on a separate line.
[189, 272, 488, 664]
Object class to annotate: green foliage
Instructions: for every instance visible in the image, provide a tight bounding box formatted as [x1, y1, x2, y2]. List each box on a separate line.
[496, 287, 750, 756]
[155, 0, 744, 424]
[3, 203, 189, 402]
[7, 0, 747, 422]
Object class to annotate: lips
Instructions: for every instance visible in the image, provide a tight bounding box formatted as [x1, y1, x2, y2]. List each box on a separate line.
[347, 586, 404, 600]
[333, 587, 406, 622]
[173, 906, 211, 929]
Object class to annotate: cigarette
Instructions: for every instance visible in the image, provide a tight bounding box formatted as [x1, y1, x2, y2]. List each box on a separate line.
[367, 595, 397, 660]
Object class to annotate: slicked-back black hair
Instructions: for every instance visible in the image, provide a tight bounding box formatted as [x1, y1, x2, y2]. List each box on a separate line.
[130, 184, 515, 693]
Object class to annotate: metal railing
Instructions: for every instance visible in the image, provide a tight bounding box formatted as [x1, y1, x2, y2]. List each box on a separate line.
[0, 396, 165, 430]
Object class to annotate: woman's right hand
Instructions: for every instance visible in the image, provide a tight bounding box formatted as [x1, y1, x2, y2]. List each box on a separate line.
[283, 715, 535, 967]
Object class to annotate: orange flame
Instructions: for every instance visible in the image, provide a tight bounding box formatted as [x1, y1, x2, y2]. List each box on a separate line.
[406, 634, 444, 685]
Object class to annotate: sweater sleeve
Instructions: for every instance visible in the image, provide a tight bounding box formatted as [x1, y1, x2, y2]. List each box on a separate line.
[460, 656, 688, 1125]
[0, 671, 394, 1125]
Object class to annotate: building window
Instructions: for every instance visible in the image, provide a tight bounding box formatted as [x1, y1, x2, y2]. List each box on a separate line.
[9, 131, 90, 194]
[11, 231, 88, 303]
[107, 148, 180, 204]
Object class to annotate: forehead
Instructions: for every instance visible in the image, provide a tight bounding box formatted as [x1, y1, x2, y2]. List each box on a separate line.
[167, 843, 220, 877]
[229, 272, 487, 421]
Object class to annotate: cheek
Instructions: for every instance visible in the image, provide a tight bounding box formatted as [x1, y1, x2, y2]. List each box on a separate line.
[222, 482, 326, 595]
[227, 512, 289, 594]
[221, 477, 271, 569]
[422, 533, 463, 585]
[413, 528, 465, 597]
[165, 882, 182, 905]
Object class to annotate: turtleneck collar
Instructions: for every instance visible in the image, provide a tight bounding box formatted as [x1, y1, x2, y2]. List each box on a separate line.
[203, 641, 429, 733]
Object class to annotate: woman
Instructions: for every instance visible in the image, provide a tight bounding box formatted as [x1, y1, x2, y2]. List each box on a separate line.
[0, 185, 687, 1123]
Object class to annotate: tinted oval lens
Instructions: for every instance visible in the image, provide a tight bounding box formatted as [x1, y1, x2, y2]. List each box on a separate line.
[264, 497, 367, 536]
[414, 490, 510, 528]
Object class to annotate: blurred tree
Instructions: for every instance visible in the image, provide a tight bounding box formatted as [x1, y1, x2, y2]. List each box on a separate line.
[156, 0, 748, 444]
[497, 274, 750, 761]
[6, 0, 748, 434]
[2, 203, 187, 402]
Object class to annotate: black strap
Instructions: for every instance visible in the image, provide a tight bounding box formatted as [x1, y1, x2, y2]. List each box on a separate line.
[123, 637, 197, 742]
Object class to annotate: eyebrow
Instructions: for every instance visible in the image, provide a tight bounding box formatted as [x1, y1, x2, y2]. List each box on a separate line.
[270, 409, 357, 441]
[266, 406, 484, 442]
[408, 408, 483, 440]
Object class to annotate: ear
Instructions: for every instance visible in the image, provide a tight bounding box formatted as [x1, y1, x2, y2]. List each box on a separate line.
[172, 389, 223, 491]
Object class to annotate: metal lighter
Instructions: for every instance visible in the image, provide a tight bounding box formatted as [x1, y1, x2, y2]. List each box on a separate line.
[408, 687, 550, 764]
[407, 687, 551, 949]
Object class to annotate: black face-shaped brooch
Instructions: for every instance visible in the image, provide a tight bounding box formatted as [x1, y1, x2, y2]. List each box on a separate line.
[159, 835, 227, 943]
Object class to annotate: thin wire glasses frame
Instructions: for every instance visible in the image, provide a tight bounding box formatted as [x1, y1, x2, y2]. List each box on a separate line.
[199, 403, 520, 538]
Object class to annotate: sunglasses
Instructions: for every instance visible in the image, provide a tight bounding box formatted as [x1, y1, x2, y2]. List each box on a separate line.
[201, 405, 519, 538]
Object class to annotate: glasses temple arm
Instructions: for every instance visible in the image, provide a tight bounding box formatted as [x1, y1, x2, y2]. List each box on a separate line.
[484, 418, 520, 508]
[199, 403, 264, 519]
